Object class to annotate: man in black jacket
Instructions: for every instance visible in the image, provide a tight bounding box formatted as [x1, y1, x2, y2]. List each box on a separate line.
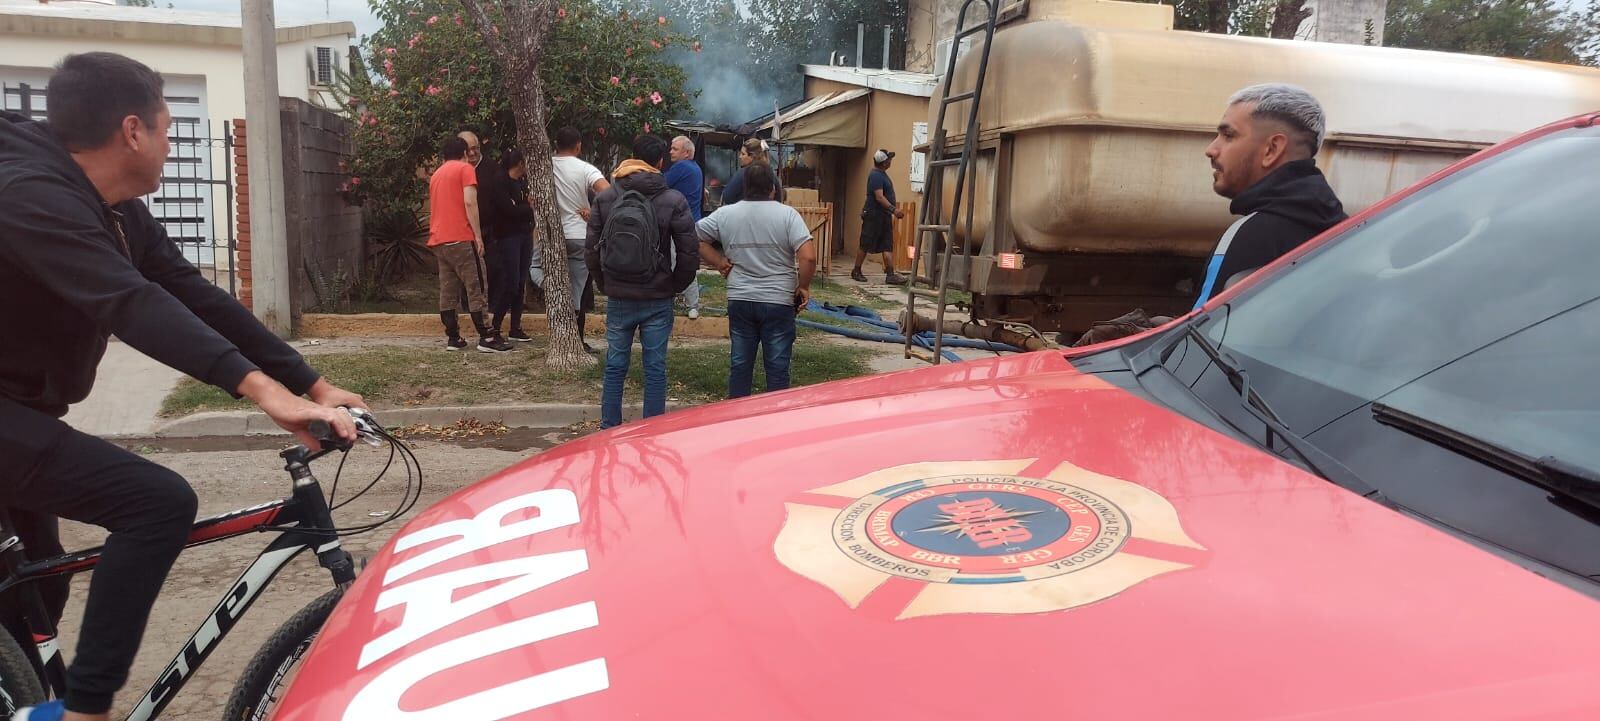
[1070, 84, 1345, 347]
[585, 134, 698, 429]
[0, 53, 360, 721]
[480, 148, 535, 341]
[1194, 83, 1347, 308]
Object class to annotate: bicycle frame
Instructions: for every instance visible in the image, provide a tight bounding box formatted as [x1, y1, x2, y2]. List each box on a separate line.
[0, 444, 357, 721]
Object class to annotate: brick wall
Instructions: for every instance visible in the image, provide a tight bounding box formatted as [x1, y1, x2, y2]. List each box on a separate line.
[233, 119, 252, 311]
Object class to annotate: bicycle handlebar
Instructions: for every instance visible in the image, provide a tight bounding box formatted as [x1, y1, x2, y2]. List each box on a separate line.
[306, 407, 385, 452]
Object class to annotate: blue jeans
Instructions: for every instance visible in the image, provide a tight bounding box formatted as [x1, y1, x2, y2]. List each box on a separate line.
[727, 300, 797, 399]
[601, 297, 675, 429]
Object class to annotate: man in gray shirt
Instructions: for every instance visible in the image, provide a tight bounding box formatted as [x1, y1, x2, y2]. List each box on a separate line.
[696, 165, 817, 398]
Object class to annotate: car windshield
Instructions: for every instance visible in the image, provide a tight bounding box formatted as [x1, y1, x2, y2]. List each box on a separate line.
[1196, 124, 1600, 470]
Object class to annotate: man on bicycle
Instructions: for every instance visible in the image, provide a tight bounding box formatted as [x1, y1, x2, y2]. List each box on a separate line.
[0, 53, 361, 721]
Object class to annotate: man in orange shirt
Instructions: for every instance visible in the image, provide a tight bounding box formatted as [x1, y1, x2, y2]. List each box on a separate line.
[429, 136, 511, 352]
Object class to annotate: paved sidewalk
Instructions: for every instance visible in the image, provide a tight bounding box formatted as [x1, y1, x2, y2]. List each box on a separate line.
[150, 402, 689, 438]
[62, 340, 184, 436]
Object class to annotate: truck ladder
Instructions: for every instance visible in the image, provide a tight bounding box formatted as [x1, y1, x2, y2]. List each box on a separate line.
[903, 0, 1000, 364]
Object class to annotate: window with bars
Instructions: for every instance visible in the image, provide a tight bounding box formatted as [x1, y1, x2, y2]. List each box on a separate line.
[2, 84, 48, 120]
[315, 47, 335, 86]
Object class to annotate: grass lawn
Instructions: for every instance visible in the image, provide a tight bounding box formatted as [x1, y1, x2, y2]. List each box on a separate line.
[161, 336, 876, 418]
[324, 265, 908, 318]
[696, 273, 901, 313]
[582, 338, 873, 402]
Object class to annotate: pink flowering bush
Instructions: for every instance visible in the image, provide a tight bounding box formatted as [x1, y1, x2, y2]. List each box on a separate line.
[340, 0, 696, 210]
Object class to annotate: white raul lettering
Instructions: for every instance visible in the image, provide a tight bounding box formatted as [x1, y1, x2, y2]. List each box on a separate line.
[383, 489, 580, 585]
[342, 602, 609, 721]
[358, 549, 589, 669]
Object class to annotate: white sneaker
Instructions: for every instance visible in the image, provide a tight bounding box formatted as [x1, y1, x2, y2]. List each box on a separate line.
[687, 308, 700, 320]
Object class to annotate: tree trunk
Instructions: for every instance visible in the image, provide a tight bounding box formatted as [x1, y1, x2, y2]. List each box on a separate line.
[461, 0, 593, 371]
[1269, 0, 1313, 38]
[1205, 0, 1233, 33]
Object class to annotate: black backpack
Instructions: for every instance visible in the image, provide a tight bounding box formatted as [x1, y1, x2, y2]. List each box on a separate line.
[599, 189, 663, 285]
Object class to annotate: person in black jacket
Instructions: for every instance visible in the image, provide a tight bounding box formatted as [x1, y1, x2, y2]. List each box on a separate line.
[1068, 84, 1345, 347]
[480, 148, 535, 341]
[585, 134, 698, 429]
[458, 129, 519, 336]
[0, 53, 361, 721]
[1195, 83, 1347, 307]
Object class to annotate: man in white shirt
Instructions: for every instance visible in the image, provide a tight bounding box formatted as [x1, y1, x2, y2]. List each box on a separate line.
[534, 126, 610, 352]
[696, 165, 816, 398]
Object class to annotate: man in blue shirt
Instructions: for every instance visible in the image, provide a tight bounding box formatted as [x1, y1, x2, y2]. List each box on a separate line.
[665, 135, 704, 319]
[852, 149, 906, 285]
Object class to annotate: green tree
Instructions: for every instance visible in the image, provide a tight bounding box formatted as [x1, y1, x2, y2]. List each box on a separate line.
[341, 0, 694, 212]
[1384, 0, 1595, 64]
[1579, 1, 1600, 65]
[1135, 0, 1284, 38]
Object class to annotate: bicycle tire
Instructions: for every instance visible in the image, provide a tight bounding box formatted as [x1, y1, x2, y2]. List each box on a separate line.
[0, 631, 45, 720]
[221, 587, 344, 721]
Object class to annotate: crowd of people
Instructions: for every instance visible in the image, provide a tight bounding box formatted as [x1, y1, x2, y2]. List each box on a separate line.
[425, 126, 821, 429]
[425, 81, 1344, 421]
[0, 44, 1353, 721]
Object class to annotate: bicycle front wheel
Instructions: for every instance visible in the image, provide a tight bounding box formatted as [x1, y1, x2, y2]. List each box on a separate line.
[222, 587, 343, 721]
[0, 631, 45, 720]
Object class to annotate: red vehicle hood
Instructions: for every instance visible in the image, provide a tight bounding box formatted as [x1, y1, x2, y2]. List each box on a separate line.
[277, 352, 1600, 721]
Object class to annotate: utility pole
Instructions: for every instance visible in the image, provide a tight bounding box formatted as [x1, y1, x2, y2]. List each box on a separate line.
[241, 0, 293, 336]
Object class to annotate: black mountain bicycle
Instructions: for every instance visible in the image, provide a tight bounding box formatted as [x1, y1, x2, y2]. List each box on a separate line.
[0, 407, 422, 721]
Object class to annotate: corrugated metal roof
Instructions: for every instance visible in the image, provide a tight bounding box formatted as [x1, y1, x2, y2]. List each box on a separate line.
[800, 65, 939, 98]
[756, 88, 870, 134]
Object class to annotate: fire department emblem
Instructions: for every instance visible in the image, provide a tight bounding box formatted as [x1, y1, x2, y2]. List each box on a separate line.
[774, 459, 1206, 619]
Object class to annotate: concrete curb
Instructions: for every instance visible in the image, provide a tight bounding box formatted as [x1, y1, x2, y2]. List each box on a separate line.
[300, 313, 729, 339]
[146, 403, 694, 438]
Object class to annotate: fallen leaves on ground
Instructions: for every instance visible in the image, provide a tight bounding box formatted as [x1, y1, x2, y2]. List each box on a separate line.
[392, 417, 511, 441]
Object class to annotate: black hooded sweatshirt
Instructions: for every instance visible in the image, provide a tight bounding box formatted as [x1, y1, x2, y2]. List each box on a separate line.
[478, 155, 533, 239]
[0, 111, 318, 418]
[584, 168, 698, 301]
[1194, 158, 1347, 307]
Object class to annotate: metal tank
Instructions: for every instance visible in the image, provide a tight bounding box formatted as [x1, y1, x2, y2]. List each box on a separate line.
[930, 0, 1600, 334]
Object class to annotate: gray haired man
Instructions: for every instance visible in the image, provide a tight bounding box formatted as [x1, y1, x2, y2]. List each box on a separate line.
[1194, 83, 1347, 307]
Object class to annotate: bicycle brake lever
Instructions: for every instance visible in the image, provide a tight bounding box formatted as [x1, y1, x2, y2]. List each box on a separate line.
[344, 407, 385, 447]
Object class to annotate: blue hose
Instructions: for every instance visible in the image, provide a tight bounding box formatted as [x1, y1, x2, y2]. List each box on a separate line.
[702, 301, 1023, 363]
[807, 302, 1023, 354]
[794, 318, 965, 363]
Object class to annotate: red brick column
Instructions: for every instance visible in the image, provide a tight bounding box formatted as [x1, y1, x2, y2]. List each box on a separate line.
[233, 119, 252, 311]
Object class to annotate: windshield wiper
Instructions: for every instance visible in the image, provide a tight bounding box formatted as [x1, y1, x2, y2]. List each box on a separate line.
[1134, 315, 1388, 501]
[1372, 403, 1600, 514]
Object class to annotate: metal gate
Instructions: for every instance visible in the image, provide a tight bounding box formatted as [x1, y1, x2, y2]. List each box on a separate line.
[3, 82, 239, 298]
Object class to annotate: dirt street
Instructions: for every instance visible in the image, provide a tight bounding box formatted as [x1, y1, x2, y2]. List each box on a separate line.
[50, 431, 575, 720]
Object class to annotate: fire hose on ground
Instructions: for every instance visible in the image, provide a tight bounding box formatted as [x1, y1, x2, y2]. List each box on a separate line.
[699, 302, 1032, 362]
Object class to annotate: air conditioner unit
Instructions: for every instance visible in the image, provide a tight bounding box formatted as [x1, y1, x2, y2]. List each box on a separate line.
[933, 37, 972, 76]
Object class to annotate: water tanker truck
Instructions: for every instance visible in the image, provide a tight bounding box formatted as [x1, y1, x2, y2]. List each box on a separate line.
[910, 0, 1600, 348]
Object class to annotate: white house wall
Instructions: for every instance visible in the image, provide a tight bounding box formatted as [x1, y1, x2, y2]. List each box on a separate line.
[0, 33, 350, 126]
[1, 29, 350, 277]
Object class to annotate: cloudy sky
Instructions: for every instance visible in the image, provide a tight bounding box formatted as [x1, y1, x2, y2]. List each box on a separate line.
[165, 0, 382, 37]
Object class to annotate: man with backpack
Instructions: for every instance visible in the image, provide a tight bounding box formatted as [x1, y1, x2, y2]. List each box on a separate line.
[585, 134, 699, 429]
